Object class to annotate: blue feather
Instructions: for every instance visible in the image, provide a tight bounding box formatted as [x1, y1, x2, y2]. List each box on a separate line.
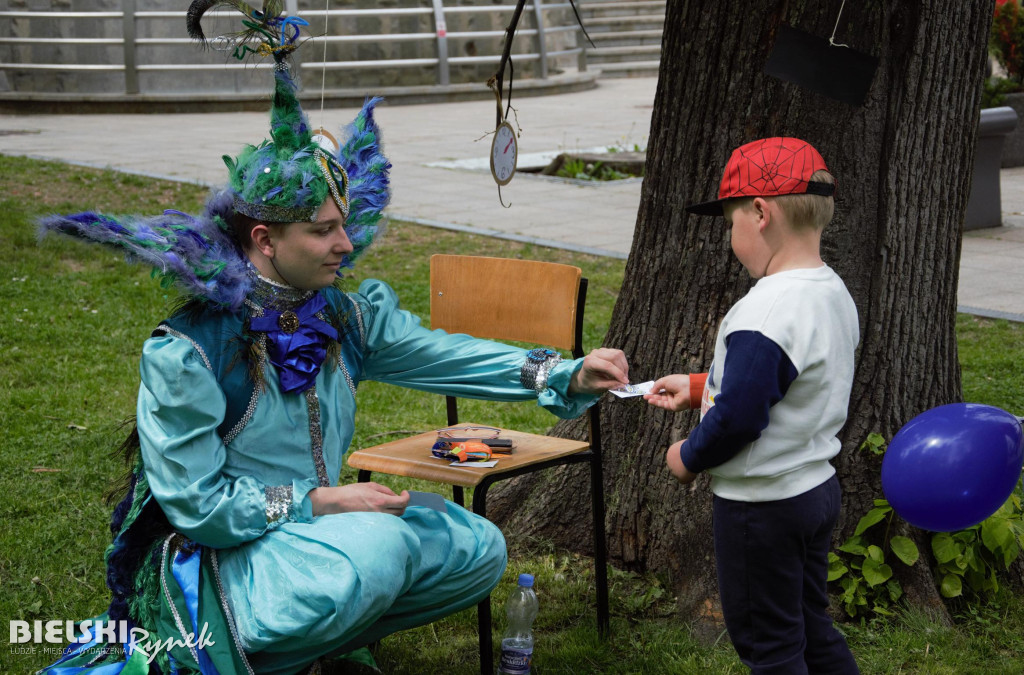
[337, 97, 391, 266]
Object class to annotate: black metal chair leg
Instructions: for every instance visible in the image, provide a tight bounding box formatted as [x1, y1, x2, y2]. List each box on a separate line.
[472, 479, 493, 674]
[588, 406, 609, 638]
[478, 594, 493, 675]
[591, 455, 609, 638]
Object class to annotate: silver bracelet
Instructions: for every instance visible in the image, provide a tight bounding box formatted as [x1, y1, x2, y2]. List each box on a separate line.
[520, 348, 562, 393]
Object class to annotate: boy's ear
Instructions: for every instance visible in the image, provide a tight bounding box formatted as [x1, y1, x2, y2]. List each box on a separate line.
[752, 197, 771, 231]
[251, 223, 275, 257]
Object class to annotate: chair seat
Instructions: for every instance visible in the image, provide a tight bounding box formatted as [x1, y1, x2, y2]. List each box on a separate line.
[347, 423, 590, 488]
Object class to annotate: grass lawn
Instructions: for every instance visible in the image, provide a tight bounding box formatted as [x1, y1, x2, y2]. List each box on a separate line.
[2, 155, 1024, 673]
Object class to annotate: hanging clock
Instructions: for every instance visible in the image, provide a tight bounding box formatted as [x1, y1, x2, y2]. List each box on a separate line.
[490, 120, 517, 186]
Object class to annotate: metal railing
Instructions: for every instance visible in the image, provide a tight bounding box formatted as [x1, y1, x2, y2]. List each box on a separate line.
[0, 0, 586, 96]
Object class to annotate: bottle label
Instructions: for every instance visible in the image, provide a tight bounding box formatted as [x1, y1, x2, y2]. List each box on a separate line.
[498, 647, 532, 674]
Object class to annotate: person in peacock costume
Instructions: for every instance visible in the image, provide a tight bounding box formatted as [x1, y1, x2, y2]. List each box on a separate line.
[36, 3, 629, 674]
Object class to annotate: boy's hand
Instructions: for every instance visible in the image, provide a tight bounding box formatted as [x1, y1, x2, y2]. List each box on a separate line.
[570, 348, 630, 394]
[666, 440, 698, 484]
[644, 374, 691, 411]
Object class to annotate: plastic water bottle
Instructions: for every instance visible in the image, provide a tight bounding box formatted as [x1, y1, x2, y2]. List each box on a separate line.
[498, 573, 538, 674]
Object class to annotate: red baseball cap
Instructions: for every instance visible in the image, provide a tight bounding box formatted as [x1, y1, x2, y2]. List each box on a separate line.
[686, 137, 835, 216]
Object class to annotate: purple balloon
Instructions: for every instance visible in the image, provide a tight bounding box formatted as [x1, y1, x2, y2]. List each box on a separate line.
[882, 403, 1024, 532]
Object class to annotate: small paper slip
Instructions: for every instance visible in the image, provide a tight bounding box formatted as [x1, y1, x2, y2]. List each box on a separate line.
[448, 459, 499, 468]
[407, 490, 448, 513]
[430, 455, 500, 468]
[610, 380, 655, 398]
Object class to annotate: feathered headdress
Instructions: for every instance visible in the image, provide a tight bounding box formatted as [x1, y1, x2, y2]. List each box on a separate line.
[39, 5, 390, 311]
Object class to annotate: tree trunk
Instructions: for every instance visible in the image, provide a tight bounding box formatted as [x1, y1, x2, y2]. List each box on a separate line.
[488, 0, 993, 625]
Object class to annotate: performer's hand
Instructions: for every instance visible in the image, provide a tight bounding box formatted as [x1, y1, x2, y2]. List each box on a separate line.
[666, 440, 698, 484]
[644, 374, 691, 412]
[309, 482, 410, 517]
[570, 348, 629, 394]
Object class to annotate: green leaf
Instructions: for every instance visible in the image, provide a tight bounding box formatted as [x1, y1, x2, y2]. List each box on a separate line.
[885, 579, 904, 603]
[932, 532, 960, 563]
[940, 573, 963, 598]
[889, 536, 919, 566]
[866, 545, 885, 563]
[872, 604, 895, 617]
[839, 537, 868, 556]
[862, 557, 893, 587]
[855, 507, 892, 536]
[859, 432, 887, 455]
[981, 517, 1017, 564]
[827, 554, 849, 582]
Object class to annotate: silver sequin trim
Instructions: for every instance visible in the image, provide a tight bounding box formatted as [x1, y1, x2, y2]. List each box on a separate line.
[223, 331, 266, 446]
[232, 194, 318, 224]
[159, 535, 201, 665]
[155, 325, 213, 371]
[265, 485, 293, 524]
[338, 355, 356, 398]
[349, 295, 366, 348]
[210, 549, 256, 675]
[333, 295, 364, 397]
[305, 386, 329, 487]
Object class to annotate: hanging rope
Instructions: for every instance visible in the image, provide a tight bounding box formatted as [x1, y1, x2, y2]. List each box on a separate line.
[319, 0, 330, 129]
[828, 0, 849, 48]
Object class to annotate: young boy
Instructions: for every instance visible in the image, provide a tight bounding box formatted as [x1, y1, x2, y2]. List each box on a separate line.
[644, 138, 860, 674]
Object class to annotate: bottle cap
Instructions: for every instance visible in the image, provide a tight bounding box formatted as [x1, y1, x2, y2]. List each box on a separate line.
[518, 573, 534, 587]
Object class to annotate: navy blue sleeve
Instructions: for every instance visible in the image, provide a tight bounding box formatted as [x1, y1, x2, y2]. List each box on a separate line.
[680, 330, 798, 473]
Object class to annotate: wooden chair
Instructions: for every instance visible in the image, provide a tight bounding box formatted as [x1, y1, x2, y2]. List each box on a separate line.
[346, 254, 609, 675]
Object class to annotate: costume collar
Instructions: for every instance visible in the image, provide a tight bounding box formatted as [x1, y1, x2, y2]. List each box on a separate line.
[245, 262, 315, 312]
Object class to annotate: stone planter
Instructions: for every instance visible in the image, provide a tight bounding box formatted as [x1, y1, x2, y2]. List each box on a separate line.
[999, 91, 1024, 167]
[966, 106, 1019, 231]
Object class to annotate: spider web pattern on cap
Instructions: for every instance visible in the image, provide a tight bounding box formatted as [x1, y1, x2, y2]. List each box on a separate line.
[685, 137, 832, 216]
[720, 138, 827, 200]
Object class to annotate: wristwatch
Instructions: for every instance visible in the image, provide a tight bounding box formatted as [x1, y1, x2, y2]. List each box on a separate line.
[520, 348, 562, 393]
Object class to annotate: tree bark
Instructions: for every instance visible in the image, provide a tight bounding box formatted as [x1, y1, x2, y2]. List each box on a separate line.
[488, 0, 994, 625]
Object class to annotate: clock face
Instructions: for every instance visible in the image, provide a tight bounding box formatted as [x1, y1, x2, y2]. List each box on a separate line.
[490, 121, 517, 186]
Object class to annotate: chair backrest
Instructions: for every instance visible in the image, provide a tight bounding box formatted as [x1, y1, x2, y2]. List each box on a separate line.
[429, 254, 585, 354]
[430, 254, 590, 428]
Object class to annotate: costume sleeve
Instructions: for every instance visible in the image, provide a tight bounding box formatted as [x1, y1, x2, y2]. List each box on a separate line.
[354, 279, 596, 419]
[137, 336, 315, 548]
[680, 331, 797, 473]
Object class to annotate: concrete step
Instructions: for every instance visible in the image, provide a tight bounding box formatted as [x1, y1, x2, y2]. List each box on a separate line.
[588, 44, 662, 62]
[580, 3, 666, 19]
[579, 0, 665, 8]
[578, 0, 665, 77]
[579, 0, 665, 14]
[588, 28, 663, 40]
[593, 60, 661, 78]
[582, 15, 666, 31]
[588, 29, 663, 47]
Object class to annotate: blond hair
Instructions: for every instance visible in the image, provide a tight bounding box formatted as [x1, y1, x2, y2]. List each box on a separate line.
[772, 169, 835, 230]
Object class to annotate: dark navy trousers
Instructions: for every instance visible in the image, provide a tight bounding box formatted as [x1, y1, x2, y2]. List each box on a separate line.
[712, 475, 860, 674]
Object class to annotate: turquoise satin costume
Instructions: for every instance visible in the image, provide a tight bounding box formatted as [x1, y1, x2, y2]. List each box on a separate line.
[131, 274, 594, 674]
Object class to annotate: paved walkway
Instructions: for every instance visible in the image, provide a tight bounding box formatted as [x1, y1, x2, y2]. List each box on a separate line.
[2, 76, 1022, 320]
